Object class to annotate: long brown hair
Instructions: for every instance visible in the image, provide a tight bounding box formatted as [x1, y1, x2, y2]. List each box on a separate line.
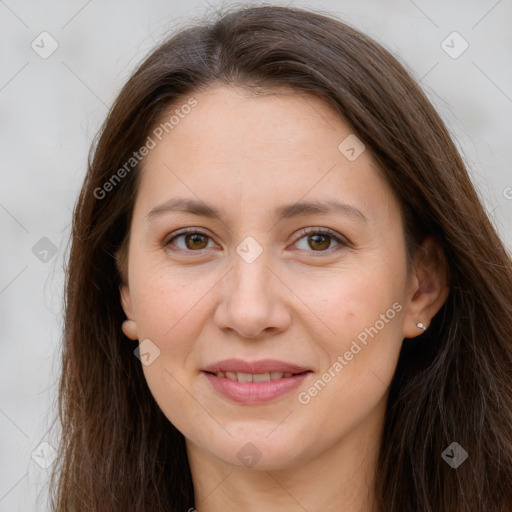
[49, 5, 512, 511]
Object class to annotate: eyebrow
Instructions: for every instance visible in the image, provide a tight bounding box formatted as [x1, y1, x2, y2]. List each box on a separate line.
[145, 197, 367, 223]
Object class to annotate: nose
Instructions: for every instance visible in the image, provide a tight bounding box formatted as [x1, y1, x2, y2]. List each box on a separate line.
[213, 249, 292, 339]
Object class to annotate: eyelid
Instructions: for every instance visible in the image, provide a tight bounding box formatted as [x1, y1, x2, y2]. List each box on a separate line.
[163, 226, 210, 243]
[294, 226, 348, 243]
[163, 227, 217, 250]
[291, 226, 350, 253]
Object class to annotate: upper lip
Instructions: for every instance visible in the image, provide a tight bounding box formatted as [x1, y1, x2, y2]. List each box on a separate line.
[202, 358, 311, 374]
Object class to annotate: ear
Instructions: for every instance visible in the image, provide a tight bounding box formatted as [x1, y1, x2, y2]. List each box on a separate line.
[120, 285, 139, 340]
[116, 245, 139, 341]
[402, 236, 450, 339]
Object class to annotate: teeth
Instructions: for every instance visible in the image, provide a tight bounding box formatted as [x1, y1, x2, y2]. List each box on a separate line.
[253, 372, 271, 382]
[214, 371, 296, 381]
[237, 372, 253, 383]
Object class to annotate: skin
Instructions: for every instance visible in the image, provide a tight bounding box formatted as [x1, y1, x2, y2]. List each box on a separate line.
[119, 84, 449, 512]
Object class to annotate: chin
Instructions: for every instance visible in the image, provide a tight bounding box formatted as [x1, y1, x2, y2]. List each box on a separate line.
[191, 428, 309, 471]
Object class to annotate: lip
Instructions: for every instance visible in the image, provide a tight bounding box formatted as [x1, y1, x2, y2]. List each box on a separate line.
[202, 358, 311, 374]
[203, 372, 310, 404]
[201, 358, 312, 405]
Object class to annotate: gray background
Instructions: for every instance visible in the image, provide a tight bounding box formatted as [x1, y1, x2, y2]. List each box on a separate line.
[0, 0, 511, 510]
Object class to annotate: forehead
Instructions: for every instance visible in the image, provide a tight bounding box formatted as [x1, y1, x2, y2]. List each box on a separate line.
[157, 85, 348, 157]
[134, 85, 399, 227]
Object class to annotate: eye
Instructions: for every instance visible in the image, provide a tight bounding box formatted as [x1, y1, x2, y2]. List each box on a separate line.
[292, 227, 348, 254]
[164, 228, 217, 252]
[163, 227, 349, 255]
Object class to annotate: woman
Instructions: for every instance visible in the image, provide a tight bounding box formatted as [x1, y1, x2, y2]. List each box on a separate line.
[49, 5, 512, 511]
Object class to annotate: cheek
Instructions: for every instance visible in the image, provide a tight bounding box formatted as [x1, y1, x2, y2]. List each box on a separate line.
[294, 284, 405, 448]
[294, 261, 406, 412]
[131, 262, 212, 344]
[130, 268, 215, 433]
[289, 258, 406, 353]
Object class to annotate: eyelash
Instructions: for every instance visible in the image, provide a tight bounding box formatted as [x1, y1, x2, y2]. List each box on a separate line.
[163, 227, 349, 256]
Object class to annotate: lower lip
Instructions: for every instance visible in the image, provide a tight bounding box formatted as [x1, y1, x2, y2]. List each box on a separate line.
[203, 372, 311, 404]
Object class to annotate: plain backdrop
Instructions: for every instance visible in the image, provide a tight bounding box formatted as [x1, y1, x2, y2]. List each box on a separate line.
[0, 0, 511, 510]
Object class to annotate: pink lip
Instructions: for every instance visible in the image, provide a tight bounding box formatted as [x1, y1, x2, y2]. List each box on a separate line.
[201, 358, 312, 405]
[202, 358, 311, 374]
[203, 372, 310, 404]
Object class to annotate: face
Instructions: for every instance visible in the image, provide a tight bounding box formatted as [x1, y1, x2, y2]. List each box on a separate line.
[120, 85, 432, 470]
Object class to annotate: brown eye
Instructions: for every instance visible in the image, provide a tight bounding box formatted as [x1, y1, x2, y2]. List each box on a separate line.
[165, 229, 215, 251]
[307, 233, 332, 251]
[293, 228, 347, 254]
[183, 233, 209, 250]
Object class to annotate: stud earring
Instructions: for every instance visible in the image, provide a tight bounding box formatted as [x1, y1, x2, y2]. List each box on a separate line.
[416, 322, 427, 332]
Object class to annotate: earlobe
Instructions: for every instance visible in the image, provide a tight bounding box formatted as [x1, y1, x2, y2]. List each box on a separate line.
[122, 319, 138, 340]
[120, 285, 139, 340]
[402, 236, 450, 339]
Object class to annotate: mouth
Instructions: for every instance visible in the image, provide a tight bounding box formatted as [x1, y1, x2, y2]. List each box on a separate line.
[203, 370, 309, 382]
[201, 359, 313, 404]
